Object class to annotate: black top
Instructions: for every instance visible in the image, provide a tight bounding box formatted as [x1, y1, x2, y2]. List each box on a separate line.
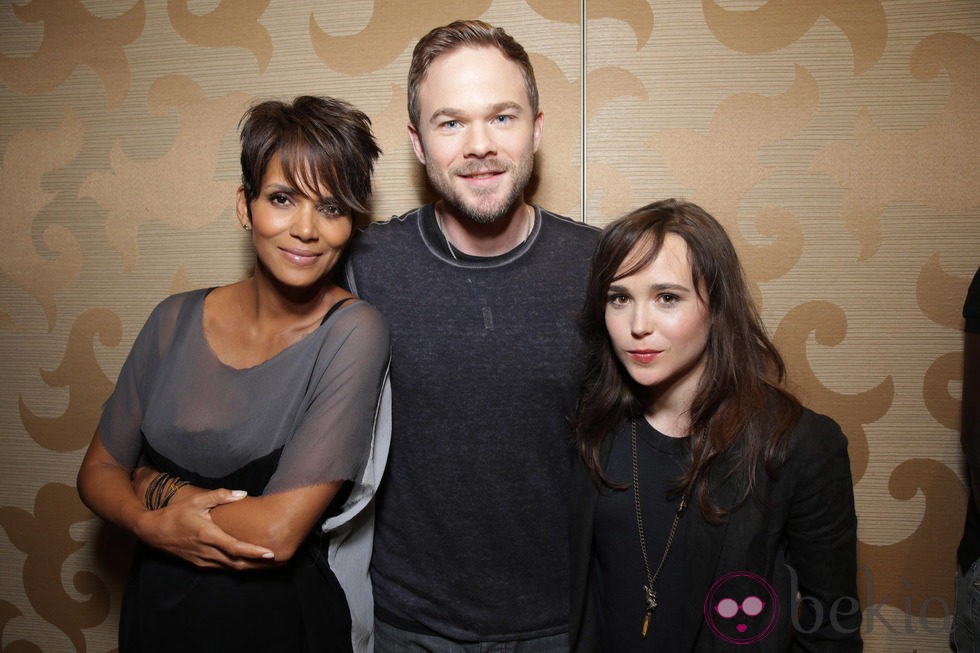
[594, 417, 689, 652]
[571, 408, 862, 652]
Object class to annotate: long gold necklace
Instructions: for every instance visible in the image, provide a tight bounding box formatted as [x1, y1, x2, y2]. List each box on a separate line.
[630, 417, 690, 638]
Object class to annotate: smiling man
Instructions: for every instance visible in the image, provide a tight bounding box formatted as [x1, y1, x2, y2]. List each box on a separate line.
[342, 20, 598, 651]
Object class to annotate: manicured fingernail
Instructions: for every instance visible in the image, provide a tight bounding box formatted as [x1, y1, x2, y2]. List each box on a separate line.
[262, 552, 274, 559]
[231, 490, 247, 498]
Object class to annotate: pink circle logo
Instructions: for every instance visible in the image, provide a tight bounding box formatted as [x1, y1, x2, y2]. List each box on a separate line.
[704, 571, 779, 645]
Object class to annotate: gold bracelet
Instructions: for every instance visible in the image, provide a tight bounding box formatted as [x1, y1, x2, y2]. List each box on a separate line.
[159, 477, 189, 508]
[144, 472, 188, 510]
[144, 472, 169, 510]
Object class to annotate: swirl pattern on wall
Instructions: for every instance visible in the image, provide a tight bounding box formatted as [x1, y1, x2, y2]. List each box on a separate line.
[0, 1, 976, 650]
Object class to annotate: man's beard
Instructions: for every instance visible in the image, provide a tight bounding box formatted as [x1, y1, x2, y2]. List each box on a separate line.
[426, 150, 534, 224]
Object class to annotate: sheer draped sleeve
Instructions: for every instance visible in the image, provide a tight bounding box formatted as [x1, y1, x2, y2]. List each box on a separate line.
[263, 301, 390, 494]
[97, 293, 187, 468]
[97, 290, 392, 494]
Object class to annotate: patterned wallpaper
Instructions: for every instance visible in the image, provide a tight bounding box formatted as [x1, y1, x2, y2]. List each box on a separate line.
[0, 1, 977, 651]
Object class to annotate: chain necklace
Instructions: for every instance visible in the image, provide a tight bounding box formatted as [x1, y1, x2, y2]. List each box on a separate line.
[435, 204, 534, 260]
[631, 417, 690, 639]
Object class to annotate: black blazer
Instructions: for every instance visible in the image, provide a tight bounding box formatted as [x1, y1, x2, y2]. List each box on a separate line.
[570, 408, 863, 652]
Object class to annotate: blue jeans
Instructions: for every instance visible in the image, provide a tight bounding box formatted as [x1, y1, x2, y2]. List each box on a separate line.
[374, 619, 569, 653]
[954, 558, 980, 652]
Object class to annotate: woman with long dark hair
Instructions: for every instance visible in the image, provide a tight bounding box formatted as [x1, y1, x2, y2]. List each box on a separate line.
[570, 199, 861, 651]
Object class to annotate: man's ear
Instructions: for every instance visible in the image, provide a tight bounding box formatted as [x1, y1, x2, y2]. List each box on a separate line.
[532, 111, 544, 153]
[408, 122, 427, 165]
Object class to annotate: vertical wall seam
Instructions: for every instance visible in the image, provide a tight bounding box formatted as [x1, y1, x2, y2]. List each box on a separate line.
[581, 0, 587, 224]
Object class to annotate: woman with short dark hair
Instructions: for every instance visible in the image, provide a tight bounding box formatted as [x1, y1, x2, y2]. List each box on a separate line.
[78, 96, 389, 652]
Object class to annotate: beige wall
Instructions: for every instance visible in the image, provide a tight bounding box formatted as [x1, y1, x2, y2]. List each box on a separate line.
[0, 1, 977, 650]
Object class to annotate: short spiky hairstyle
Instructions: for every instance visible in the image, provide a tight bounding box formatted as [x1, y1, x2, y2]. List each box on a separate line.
[407, 20, 539, 128]
[239, 96, 381, 219]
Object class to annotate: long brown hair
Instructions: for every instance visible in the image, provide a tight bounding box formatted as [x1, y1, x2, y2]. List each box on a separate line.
[574, 199, 801, 521]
